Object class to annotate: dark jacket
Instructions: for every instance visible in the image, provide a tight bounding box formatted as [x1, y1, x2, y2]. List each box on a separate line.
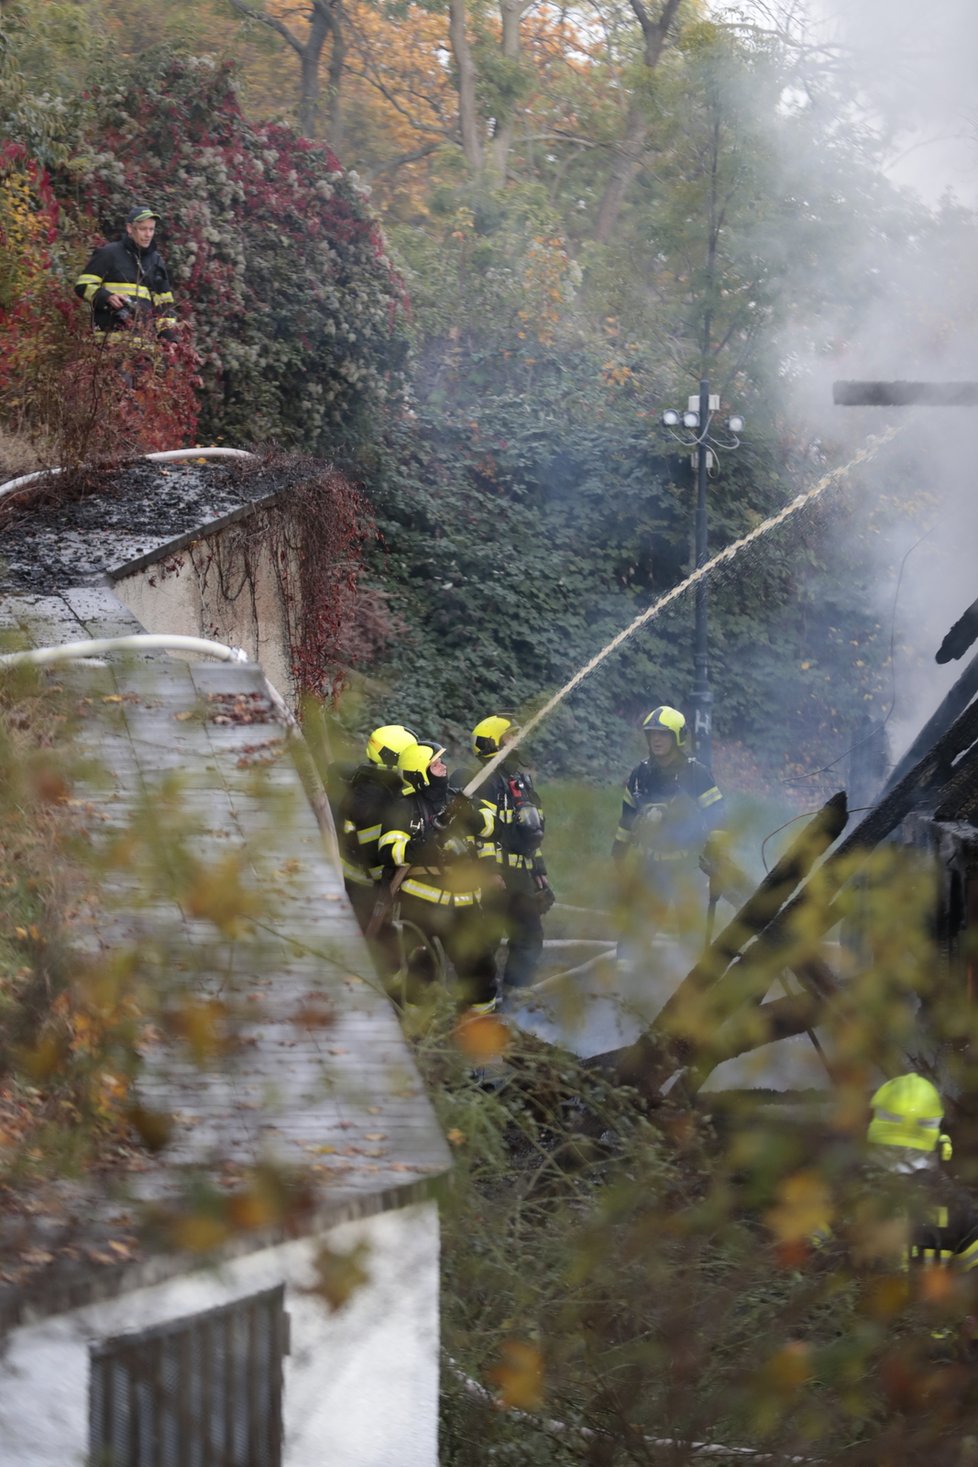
[378, 785, 493, 907]
[75, 235, 177, 338]
[612, 754, 724, 863]
[455, 762, 548, 884]
[329, 762, 402, 888]
[862, 1153, 978, 1274]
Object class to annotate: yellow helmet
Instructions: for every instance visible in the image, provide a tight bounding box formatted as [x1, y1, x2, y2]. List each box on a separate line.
[867, 1074, 944, 1152]
[365, 723, 418, 768]
[398, 740, 447, 793]
[642, 705, 688, 749]
[472, 714, 518, 759]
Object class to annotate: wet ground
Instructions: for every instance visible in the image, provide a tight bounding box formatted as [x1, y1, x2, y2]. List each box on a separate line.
[0, 457, 282, 594]
[503, 924, 834, 1093]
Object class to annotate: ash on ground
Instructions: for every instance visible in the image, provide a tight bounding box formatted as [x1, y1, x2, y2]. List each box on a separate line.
[0, 458, 283, 594]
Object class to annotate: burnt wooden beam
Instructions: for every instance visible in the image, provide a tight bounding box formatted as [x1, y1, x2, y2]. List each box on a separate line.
[833, 381, 978, 407]
[588, 795, 848, 1100]
[880, 648, 978, 798]
[937, 595, 978, 665]
[649, 793, 848, 1053]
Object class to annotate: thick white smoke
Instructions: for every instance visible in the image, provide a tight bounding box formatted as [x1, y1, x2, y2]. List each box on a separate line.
[757, 0, 978, 761]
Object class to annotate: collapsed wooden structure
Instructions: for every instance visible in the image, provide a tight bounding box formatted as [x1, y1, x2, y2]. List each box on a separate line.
[591, 595, 978, 1105]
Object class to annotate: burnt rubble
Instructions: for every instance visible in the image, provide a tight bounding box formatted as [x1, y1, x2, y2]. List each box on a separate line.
[0, 458, 282, 594]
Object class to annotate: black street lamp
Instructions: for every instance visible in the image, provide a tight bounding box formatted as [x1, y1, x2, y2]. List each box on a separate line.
[661, 380, 743, 771]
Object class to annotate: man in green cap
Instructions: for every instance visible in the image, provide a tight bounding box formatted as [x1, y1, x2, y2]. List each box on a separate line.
[75, 204, 178, 341]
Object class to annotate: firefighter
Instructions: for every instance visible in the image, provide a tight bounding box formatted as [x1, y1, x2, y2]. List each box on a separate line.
[326, 724, 419, 949]
[612, 705, 726, 947]
[378, 739, 499, 1012]
[460, 715, 554, 996]
[862, 1073, 978, 1274]
[74, 205, 178, 341]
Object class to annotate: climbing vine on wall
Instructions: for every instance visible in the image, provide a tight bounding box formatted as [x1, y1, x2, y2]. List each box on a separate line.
[197, 454, 387, 702]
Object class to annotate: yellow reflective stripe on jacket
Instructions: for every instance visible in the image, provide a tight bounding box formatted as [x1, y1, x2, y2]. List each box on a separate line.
[357, 823, 382, 846]
[400, 878, 478, 906]
[378, 827, 410, 867]
[341, 857, 373, 887]
[957, 1238, 978, 1271]
[102, 281, 155, 302]
[75, 273, 103, 302]
[698, 787, 722, 808]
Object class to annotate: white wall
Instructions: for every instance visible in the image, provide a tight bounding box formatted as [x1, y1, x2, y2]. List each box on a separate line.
[114, 517, 296, 705]
[0, 1201, 440, 1467]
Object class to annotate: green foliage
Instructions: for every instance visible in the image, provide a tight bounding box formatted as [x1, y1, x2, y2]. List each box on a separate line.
[51, 52, 409, 459]
[408, 834, 978, 1464]
[348, 325, 898, 785]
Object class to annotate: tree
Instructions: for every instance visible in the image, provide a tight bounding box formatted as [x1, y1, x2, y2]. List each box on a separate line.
[224, 0, 343, 140]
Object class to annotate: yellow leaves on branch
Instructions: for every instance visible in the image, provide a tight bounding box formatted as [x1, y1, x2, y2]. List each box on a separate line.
[182, 851, 264, 937]
[765, 1169, 832, 1247]
[453, 1011, 510, 1063]
[489, 1338, 545, 1410]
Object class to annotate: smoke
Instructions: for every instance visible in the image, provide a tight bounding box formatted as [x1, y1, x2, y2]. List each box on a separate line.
[751, 0, 978, 763]
[814, 0, 978, 206]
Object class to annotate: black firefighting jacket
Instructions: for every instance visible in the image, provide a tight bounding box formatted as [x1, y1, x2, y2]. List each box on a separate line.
[456, 763, 548, 884]
[378, 786, 494, 908]
[326, 762, 403, 890]
[75, 235, 177, 337]
[867, 1155, 978, 1274]
[612, 754, 724, 864]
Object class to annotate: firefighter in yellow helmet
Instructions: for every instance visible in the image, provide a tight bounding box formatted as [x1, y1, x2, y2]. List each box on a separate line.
[456, 715, 554, 997]
[863, 1074, 978, 1274]
[612, 705, 726, 947]
[325, 724, 418, 971]
[377, 739, 499, 1011]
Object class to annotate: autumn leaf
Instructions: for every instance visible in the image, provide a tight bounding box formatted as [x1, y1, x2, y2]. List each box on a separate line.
[490, 1339, 545, 1410]
[453, 1013, 509, 1063]
[308, 1240, 372, 1312]
[182, 853, 263, 937]
[765, 1170, 832, 1245]
[762, 1340, 813, 1396]
[171, 1212, 231, 1253]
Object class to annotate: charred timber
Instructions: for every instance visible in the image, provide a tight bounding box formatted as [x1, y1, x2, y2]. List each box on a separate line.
[937, 595, 978, 665]
[587, 793, 848, 1101]
[699, 692, 978, 1045]
[833, 381, 978, 407]
[882, 647, 978, 796]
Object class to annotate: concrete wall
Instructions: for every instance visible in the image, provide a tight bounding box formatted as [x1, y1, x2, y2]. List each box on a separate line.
[114, 512, 297, 705]
[0, 1201, 440, 1467]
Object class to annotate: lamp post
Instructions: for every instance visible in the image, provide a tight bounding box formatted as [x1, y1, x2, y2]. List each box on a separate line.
[661, 381, 744, 771]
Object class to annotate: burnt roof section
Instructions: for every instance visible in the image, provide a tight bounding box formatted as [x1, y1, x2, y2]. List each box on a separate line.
[937, 594, 978, 665]
[0, 586, 451, 1333]
[0, 458, 282, 594]
[833, 380, 978, 407]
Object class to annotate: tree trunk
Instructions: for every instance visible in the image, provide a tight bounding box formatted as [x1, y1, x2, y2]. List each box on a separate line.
[325, 3, 346, 153]
[448, 0, 484, 172]
[487, 0, 523, 185]
[594, 0, 682, 242]
[298, 4, 333, 138]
